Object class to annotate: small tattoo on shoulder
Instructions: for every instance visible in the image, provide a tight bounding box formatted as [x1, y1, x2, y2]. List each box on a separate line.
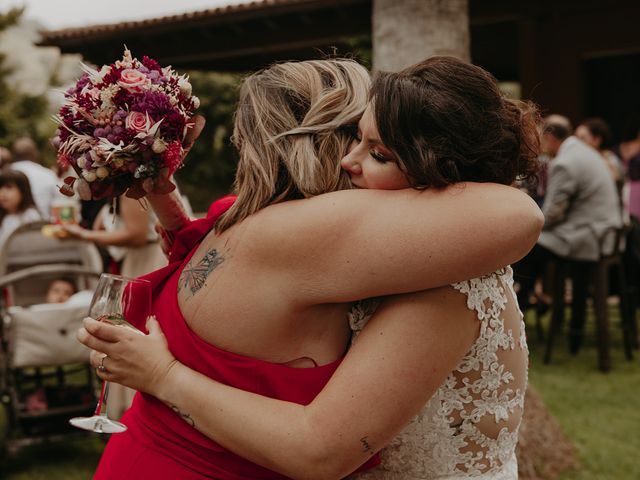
[170, 404, 195, 427]
[178, 248, 225, 296]
[360, 436, 375, 455]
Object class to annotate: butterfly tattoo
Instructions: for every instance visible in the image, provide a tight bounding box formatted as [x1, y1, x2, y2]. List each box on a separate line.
[179, 248, 225, 296]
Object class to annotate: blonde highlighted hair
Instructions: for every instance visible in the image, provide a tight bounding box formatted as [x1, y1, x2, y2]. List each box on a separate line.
[215, 59, 370, 232]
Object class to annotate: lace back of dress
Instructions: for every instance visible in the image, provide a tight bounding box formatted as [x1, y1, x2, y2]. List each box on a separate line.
[348, 268, 527, 479]
[446, 267, 528, 475]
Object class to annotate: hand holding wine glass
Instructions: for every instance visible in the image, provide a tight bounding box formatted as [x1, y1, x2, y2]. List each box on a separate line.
[70, 273, 151, 434]
[81, 315, 178, 400]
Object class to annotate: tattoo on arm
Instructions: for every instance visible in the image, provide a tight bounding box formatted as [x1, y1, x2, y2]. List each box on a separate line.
[170, 404, 195, 427]
[360, 436, 375, 455]
[178, 248, 225, 296]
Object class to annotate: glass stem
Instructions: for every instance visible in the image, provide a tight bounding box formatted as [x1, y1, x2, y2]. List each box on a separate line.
[94, 380, 110, 417]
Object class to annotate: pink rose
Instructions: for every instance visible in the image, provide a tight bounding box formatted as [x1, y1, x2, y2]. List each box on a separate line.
[126, 111, 148, 132]
[117, 68, 151, 92]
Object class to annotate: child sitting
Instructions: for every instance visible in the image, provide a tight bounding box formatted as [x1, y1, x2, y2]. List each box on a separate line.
[45, 277, 77, 304]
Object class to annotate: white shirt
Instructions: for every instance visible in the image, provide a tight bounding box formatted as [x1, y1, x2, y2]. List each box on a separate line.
[0, 207, 42, 244]
[11, 160, 61, 220]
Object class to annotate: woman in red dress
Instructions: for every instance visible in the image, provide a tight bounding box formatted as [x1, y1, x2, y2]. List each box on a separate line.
[80, 58, 542, 479]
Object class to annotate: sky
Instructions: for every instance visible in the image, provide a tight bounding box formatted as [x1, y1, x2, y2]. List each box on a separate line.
[0, 0, 253, 29]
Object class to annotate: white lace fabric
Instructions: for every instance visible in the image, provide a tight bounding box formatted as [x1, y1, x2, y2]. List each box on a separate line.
[350, 267, 527, 479]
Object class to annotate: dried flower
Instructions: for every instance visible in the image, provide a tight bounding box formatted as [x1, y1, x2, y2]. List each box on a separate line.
[52, 48, 198, 200]
[162, 141, 183, 175]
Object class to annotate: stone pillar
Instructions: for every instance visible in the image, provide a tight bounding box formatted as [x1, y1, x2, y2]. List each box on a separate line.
[372, 0, 470, 72]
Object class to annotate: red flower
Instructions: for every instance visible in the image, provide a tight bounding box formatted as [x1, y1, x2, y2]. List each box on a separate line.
[142, 56, 161, 71]
[162, 141, 183, 175]
[57, 152, 72, 169]
[159, 110, 186, 139]
[112, 88, 134, 107]
[58, 128, 71, 144]
[99, 65, 125, 86]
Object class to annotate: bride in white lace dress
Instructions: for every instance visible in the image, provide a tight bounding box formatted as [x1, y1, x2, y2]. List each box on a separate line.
[347, 267, 527, 479]
[79, 57, 540, 479]
[339, 58, 534, 478]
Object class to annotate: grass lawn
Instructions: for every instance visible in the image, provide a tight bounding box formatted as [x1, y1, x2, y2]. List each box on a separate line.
[1, 310, 639, 479]
[1, 435, 104, 479]
[527, 308, 640, 480]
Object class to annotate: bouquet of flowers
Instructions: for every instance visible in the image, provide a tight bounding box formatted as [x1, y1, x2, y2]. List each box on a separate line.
[53, 48, 200, 200]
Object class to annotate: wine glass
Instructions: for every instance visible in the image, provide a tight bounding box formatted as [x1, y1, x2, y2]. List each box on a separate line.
[69, 273, 151, 433]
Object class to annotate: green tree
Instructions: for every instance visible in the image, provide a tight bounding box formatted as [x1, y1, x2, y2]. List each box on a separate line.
[0, 7, 53, 162]
[344, 35, 372, 70]
[175, 71, 242, 212]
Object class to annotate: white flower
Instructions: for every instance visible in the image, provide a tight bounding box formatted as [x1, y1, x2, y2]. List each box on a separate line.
[115, 47, 134, 69]
[90, 149, 108, 167]
[96, 137, 137, 163]
[178, 75, 192, 96]
[85, 87, 101, 100]
[152, 137, 167, 154]
[96, 166, 110, 179]
[99, 65, 112, 80]
[100, 84, 119, 104]
[192, 96, 200, 109]
[80, 62, 102, 84]
[82, 170, 97, 182]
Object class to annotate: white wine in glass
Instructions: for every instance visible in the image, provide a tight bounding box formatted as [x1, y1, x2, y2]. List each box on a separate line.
[69, 273, 151, 433]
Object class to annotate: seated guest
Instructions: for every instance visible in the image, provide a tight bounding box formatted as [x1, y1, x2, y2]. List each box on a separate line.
[515, 114, 622, 352]
[613, 119, 640, 302]
[9, 137, 60, 221]
[0, 169, 42, 244]
[0, 146, 12, 168]
[45, 277, 77, 304]
[576, 117, 624, 192]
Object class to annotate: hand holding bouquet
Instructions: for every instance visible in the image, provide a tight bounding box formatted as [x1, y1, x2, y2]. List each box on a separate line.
[53, 48, 200, 200]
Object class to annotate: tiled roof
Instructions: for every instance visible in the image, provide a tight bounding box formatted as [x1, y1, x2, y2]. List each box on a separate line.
[40, 0, 328, 41]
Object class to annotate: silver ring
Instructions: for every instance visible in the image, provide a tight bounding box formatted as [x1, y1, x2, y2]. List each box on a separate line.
[97, 355, 107, 373]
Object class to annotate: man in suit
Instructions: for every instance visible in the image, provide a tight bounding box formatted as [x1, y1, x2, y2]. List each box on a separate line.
[515, 114, 622, 352]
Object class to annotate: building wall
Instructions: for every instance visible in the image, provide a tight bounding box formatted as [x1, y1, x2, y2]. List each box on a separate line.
[470, 1, 640, 139]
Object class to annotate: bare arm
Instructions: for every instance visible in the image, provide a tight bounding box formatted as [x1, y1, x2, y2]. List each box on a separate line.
[146, 190, 191, 232]
[144, 115, 204, 232]
[80, 287, 477, 479]
[64, 196, 149, 247]
[246, 183, 543, 303]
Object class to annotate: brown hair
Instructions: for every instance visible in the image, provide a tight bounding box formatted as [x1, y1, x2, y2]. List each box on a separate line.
[0, 169, 38, 224]
[542, 115, 572, 142]
[48, 277, 77, 293]
[215, 59, 370, 232]
[370, 56, 540, 188]
[579, 117, 613, 150]
[11, 137, 41, 164]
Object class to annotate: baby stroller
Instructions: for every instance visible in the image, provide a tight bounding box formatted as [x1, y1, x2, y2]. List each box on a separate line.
[0, 220, 103, 456]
